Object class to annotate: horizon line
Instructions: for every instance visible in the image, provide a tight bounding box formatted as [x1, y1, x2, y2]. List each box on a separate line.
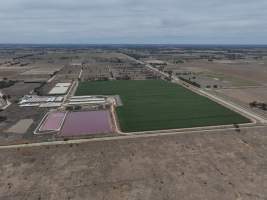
[1, 43, 267, 46]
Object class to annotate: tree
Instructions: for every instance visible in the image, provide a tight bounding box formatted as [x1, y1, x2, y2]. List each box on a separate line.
[260, 103, 267, 111]
[74, 105, 81, 110]
[249, 101, 257, 108]
[2, 95, 7, 102]
[233, 123, 240, 132]
[66, 106, 73, 111]
[0, 116, 7, 122]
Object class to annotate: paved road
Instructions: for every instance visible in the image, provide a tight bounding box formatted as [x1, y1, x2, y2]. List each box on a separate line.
[78, 68, 83, 79]
[47, 74, 57, 83]
[0, 124, 266, 149]
[198, 89, 267, 123]
[62, 81, 78, 104]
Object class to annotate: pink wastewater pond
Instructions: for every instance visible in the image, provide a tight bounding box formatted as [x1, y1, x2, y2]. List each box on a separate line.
[39, 112, 66, 131]
[60, 111, 113, 136]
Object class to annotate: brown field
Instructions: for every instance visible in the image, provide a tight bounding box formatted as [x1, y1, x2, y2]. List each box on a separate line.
[178, 60, 267, 86]
[0, 66, 33, 79]
[2, 82, 40, 98]
[216, 87, 267, 104]
[1, 127, 267, 200]
[6, 119, 33, 134]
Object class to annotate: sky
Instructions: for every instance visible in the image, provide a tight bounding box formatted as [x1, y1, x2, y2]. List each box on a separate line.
[0, 0, 267, 44]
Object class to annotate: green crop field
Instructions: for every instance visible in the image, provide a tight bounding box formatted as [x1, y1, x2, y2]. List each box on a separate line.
[76, 80, 250, 132]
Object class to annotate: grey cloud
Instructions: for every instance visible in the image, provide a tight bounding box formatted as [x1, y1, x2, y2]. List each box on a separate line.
[0, 0, 267, 43]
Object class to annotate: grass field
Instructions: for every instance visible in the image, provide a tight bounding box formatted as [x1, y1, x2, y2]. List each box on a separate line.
[76, 80, 250, 132]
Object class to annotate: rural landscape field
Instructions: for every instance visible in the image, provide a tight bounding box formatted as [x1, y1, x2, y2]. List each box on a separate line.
[76, 80, 250, 132]
[2, 0, 267, 198]
[1, 44, 267, 199]
[0, 45, 267, 200]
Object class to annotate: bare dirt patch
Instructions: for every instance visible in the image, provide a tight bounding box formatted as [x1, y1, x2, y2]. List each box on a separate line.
[0, 127, 267, 199]
[216, 87, 267, 104]
[6, 119, 33, 134]
[179, 60, 267, 86]
[0, 67, 33, 79]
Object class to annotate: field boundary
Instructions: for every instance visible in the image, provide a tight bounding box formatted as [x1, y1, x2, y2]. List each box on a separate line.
[1, 124, 266, 149]
[120, 120, 256, 135]
[34, 111, 68, 135]
[76, 80, 252, 132]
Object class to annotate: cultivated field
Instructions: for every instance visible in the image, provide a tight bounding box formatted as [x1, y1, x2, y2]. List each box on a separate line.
[76, 80, 250, 132]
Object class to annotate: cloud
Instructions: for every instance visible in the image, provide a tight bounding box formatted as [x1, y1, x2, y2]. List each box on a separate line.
[0, 0, 267, 43]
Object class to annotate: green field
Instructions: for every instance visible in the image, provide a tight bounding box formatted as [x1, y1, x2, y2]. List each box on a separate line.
[76, 80, 250, 132]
